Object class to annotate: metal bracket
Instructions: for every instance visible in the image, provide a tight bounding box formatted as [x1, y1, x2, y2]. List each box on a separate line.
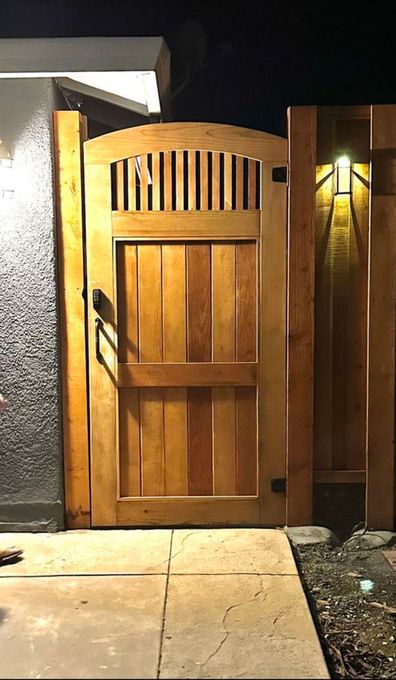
[272, 166, 288, 184]
[271, 478, 286, 493]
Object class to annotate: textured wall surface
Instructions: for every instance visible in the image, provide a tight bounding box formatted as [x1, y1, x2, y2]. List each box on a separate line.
[0, 79, 66, 531]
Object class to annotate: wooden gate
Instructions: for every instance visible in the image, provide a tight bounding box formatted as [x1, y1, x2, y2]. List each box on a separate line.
[75, 122, 287, 527]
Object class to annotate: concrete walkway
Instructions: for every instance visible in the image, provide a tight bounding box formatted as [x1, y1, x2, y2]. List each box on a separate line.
[0, 529, 329, 679]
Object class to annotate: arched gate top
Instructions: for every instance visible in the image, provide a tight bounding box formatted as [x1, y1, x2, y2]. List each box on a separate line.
[84, 121, 287, 165]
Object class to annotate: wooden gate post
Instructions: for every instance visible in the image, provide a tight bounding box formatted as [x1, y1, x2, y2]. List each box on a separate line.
[53, 111, 91, 528]
[286, 106, 317, 526]
[366, 105, 396, 529]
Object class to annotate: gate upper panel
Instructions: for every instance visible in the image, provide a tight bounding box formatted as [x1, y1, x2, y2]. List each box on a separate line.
[112, 152, 261, 211]
[84, 122, 287, 166]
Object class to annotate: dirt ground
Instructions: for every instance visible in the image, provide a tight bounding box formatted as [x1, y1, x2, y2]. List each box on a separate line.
[295, 543, 396, 678]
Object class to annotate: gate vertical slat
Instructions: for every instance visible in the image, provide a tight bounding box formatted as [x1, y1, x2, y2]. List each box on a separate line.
[127, 158, 137, 211]
[236, 156, 244, 210]
[152, 152, 160, 210]
[200, 152, 209, 210]
[164, 151, 172, 210]
[224, 154, 233, 210]
[212, 152, 220, 210]
[248, 159, 256, 209]
[176, 150, 184, 210]
[188, 151, 196, 210]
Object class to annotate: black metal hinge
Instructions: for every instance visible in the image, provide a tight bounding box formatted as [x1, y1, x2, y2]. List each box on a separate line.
[271, 478, 286, 493]
[272, 166, 288, 184]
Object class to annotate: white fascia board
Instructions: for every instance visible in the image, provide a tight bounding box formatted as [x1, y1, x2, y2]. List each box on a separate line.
[0, 37, 167, 117]
[56, 74, 151, 117]
[0, 37, 163, 72]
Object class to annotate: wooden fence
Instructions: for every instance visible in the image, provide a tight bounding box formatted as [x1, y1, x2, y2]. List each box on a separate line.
[288, 105, 396, 529]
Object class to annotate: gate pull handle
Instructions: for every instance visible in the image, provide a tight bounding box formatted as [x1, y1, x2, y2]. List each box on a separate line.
[95, 317, 103, 362]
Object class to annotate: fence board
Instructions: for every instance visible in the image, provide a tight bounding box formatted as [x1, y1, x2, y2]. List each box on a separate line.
[366, 105, 396, 528]
[287, 106, 317, 525]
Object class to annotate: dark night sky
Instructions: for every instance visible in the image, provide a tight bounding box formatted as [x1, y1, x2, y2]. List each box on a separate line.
[1, 0, 396, 135]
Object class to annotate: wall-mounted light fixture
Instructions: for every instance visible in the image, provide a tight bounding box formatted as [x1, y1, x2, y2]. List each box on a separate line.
[0, 139, 14, 199]
[336, 155, 351, 195]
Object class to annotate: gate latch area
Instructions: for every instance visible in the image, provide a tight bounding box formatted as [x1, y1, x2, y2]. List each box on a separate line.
[93, 288, 102, 311]
[272, 166, 288, 184]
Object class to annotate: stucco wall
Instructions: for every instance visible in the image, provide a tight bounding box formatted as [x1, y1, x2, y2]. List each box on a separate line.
[0, 79, 66, 531]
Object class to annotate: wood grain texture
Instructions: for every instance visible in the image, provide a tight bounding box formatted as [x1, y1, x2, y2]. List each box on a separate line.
[188, 150, 197, 210]
[137, 245, 164, 496]
[117, 244, 138, 363]
[84, 160, 117, 526]
[286, 105, 317, 526]
[236, 242, 258, 497]
[213, 389, 236, 495]
[212, 152, 220, 210]
[236, 242, 257, 362]
[187, 244, 212, 495]
[152, 152, 160, 210]
[200, 151, 209, 210]
[139, 154, 148, 211]
[348, 163, 368, 470]
[84, 122, 287, 165]
[236, 387, 257, 495]
[259, 161, 287, 524]
[366, 105, 396, 528]
[53, 111, 90, 528]
[212, 243, 237, 495]
[117, 244, 140, 498]
[162, 245, 186, 361]
[212, 244, 236, 362]
[248, 159, 256, 209]
[119, 388, 141, 497]
[164, 151, 172, 211]
[187, 245, 211, 362]
[140, 388, 165, 496]
[188, 388, 213, 495]
[117, 496, 260, 525]
[164, 389, 188, 495]
[176, 150, 184, 210]
[162, 245, 188, 495]
[112, 210, 260, 238]
[138, 245, 162, 362]
[236, 155, 244, 209]
[330, 194, 351, 470]
[314, 164, 334, 471]
[224, 153, 232, 209]
[118, 362, 257, 387]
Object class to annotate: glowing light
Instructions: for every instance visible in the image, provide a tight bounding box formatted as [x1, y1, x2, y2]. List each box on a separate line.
[336, 155, 351, 194]
[337, 155, 350, 168]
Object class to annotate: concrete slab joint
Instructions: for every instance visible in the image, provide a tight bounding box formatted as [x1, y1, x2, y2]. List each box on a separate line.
[0, 528, 329, 680]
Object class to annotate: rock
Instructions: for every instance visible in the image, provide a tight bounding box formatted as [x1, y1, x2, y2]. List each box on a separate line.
[344, 530, 396, 551]
[286, 525, 340, 547]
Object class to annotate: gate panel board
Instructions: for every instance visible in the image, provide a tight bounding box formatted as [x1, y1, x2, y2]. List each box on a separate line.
[116, 240, 258, 499]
